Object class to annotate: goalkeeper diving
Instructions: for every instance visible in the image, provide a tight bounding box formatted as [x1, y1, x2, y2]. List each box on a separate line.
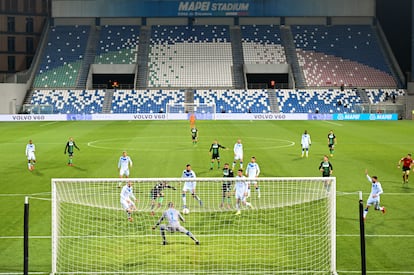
[152, 202, 199, 245]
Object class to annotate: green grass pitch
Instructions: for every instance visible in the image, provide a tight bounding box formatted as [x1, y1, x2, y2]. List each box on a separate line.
[0, 120, 414, 274]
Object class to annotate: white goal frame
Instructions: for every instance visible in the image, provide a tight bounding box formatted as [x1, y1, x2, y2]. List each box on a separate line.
[52, 177, 336, 274]
[166, 103, 216, 120]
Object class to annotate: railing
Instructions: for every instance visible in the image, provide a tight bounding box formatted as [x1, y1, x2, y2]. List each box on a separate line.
[355, 103, 404, 117]
[21, 104, 54, 114]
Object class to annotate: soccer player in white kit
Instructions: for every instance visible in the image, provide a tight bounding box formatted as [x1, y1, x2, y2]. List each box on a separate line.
[234, 169, 253, 215]
[118, 151, 133, 187]
[120, 181, 137, 222]
[25, 139, 36, 171]
[363, 169, 386, 221]
[152, 202, 199, 245]
[232, 139, 244, 169]
[301, 130, 312, 158]
[245, 156, 261, 198]
[181, 164, 202, 209]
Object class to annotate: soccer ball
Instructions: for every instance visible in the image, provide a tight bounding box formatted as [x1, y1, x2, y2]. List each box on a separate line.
[182, 208, 190, 215]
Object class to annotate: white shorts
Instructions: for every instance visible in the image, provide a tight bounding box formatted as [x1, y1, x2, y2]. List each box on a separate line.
[121, 199, 135, 210]
[27, 152, 36, 161]
[119, 168, 130, 177]
[183, 182, 196, 192]
[234, 153, 243, 161]
[367, 196, 380, 206]
[247, 176, 257, 185]
[235, 190, 247, 201]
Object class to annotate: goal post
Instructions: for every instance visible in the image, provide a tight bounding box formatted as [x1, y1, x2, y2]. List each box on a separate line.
[51, 177, 336, 274]
[166, 103, 216, 120]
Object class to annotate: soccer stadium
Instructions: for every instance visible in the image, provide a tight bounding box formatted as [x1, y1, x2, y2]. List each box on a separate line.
[0, 0, 413, 274]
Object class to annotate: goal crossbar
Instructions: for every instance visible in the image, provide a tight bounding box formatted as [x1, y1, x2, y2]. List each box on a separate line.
[166, 103, 216, 120]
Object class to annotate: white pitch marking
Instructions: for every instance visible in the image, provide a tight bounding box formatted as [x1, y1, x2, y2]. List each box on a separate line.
[322, 120, 343, 127]
[39, 121, 59, 127]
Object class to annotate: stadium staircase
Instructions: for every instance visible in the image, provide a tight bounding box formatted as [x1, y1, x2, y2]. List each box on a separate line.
[230, 26, 245, 89]
[22, 89, 35, 107]
[76, 26, 99, 89]
[356, 89, 370, 104]
[186, 89, 194, 102]
[135, 26, 151, 89]
[22, 27, 49, 108]
[280, 26, 306, 88]
[267, 90, 280, 113]
[101, 89, 114, 113]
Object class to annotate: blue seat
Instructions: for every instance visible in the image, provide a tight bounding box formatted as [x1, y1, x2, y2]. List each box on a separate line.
[276, 89, 361, 113]
[95, 25, 140, 64]
[31, 89, 105, 114]
[33, 25, 90, 88]
[111, 90, 185, 113]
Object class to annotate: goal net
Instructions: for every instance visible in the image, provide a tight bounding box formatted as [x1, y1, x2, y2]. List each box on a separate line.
[51, 177, 336, 274]
[166, 103, 216, 120]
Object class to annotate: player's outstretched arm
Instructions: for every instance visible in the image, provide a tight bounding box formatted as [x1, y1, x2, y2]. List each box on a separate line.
[364, 169, 372, 182]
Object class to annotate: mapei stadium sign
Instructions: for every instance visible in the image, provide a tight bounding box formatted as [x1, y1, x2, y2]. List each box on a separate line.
[178, 1, 249, 16]
[52, 0, 374, 18]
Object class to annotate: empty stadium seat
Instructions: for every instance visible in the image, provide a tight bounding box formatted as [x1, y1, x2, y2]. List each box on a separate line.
[194, 89, 271, 113]
[291, 25, 397, 88]
[111, 89, 185, 113]
[365, 89, 405, 104]
[148, 25, 233, 88]
[276, 89, 361, 113]
[33, 25, 90, 88]
[30, 89, 105, 114]
[241, 25, 287, 64]
[95, 25, 140, 64]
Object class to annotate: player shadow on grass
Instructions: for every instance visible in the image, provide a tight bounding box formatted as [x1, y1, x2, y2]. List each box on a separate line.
[195, 169, 216, 177]
[30, 169, 44, 176]
[155, 240, 199, 246]
[70, 165, 88, 172]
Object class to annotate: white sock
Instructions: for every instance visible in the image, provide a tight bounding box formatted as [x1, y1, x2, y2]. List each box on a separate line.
[182, 194, 187, 207]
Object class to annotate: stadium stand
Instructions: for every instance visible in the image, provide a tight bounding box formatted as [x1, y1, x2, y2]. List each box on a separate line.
[148, 25, 233, 88]
[194, 89, 271, 113]
[27, 23, 406, 116]
[33, 25, 90, 88]
[111, 89, 185, 113]
[30, 89, 105, 114]
[291, 25, 397, 88]
[365, 88, 405, 104]
[28, 88, 404, 114]
[276, 89, 362, 113]
[241, 25, 287, 64]
[94, 25, 140, 64]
